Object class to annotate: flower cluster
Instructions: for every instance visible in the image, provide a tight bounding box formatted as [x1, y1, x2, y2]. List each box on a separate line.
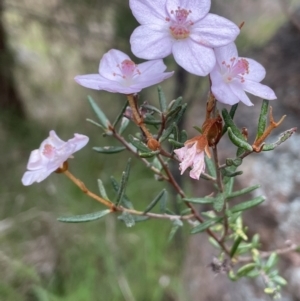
[23, 0, 278, 183]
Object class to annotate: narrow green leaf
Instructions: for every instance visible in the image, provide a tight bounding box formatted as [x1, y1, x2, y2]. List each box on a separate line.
[118, 117, 130, 135]
[139, 150, 160, 158]
[160, 191, 168, 213]
[167, 105, 182, 120]
[93, 146, 126, 154]
[173, 103, 187, 124]
[168, 139, 184, 148]
[180, 208, 192, 215]
[97, 179, 109, 200]
[143, 190, 167, 214]
[224, 176, 234, 197]
[229, 196, 265, 213]
[180, 130, 187, 143]
[172, 124, 179, 141]
[160, 123, 176, 142]
[183, 197, 214, 204]
[141, 103, 162, 114]
[128, 135, 150, 152]
[229, 103, 239, 119]
[265, 253, 278, 272]
[227, 184, 260, 200]
[222, 108, 246, 140]
[272, 275, 287, 286]
[256, 99, 269, 140]
[110, 176, 133, 209]
[226, 158, 242, 167]
[86, 118, 106, 130]
[204, 156, 216, 177]
[228, 128, 253, 151]
[143, 115, 162, 125]
[236, 263, 256, 277]
[58, 209, 110, 223]
[191, 217, 223, 234]
[114, 158, 131, 206]
[193, 126, 203, 133]
[88, 95, 109, 128]
[168, 96, 182, 111]
[263, 127, 297, 151]
[213, 194, 225, 212]
[230, 236, 243, 258]
[168, 219, 183, 242]
[236, 147, 245, 157]
[113, 99, 128, 127]
[158, 86, 167, 112]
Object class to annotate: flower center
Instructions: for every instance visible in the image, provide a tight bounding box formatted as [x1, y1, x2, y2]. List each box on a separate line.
[113, 59, 141, 86]
[167, 7, 193, 40]
[42, 144, 55, 158]
[221, 57, 249, 83]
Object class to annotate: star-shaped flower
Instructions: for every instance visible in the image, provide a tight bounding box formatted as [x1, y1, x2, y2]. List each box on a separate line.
[22, 131, 89, 186]
[75, 49, 173, 94]
[174, 135, 209, 180]
[129, 0, 240, 76]
[210, 42, 277, 106]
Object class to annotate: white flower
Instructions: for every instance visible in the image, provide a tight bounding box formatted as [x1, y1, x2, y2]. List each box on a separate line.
[75, 49, 173, 94]
[210, 42, 277, 106]
[129, 0, 240, 76]
[22, 131, 89, 186]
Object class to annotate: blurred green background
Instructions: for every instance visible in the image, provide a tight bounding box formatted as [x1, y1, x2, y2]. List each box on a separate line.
[0, 0, 298, 300]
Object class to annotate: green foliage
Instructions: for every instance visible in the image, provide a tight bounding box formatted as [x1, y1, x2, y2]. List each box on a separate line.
[57, 209, 111, 223]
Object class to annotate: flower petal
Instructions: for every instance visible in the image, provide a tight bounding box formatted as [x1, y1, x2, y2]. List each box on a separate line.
[243, 58, 266, 82]
[99, 49, 130, 80]
[191, 14, 240, 48]
[172, 39, 216, 76]
[174, 146, 188, 161]
[134, 71, 174, 89]
[230, 80, 254, 106]
[179, 143, 197, 174]
[210, 67, 240, 105]
[74, 74, 103, 90]
[189, 152, 205, 180]
[166, 0, 210, 22]
[129, 0, 167, 25]
[137, 59, 167, 75]
[214, 42, 238, 67]
[130, 25, 172, 60]
[22, 169, 52, 186]
[242, 80, 277, 100]
[68, 134, 89, 153]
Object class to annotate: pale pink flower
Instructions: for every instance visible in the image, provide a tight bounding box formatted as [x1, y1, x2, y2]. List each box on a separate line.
[210, 42, 277, 106]
[129, 0, 240, 76]
[174, 135, 209, 180]
[22, 131, 89, 186]
[75, 49, 173, 94]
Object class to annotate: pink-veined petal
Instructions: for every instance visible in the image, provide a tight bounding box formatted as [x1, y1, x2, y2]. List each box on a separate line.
[74, 74, 103, 90]
[130, 25, 172, 60]
[243, 80, 277, 100]
[174, 146, 188, 161]
[210, 67, 240, 105]
[191, 14, 239, 48]
[129, 0, 167, 25]
[166, 0, 211, 22]
[172, 39, 216, 76]
[243, 58, 266, 82]
[179, 143, 197, 174]
[189, 151, 205, 180]
[214, 42, 238, 67]
[99, 49, 130, 80]
[230, 80, 254, 106]
[48, 130, 67, 148]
